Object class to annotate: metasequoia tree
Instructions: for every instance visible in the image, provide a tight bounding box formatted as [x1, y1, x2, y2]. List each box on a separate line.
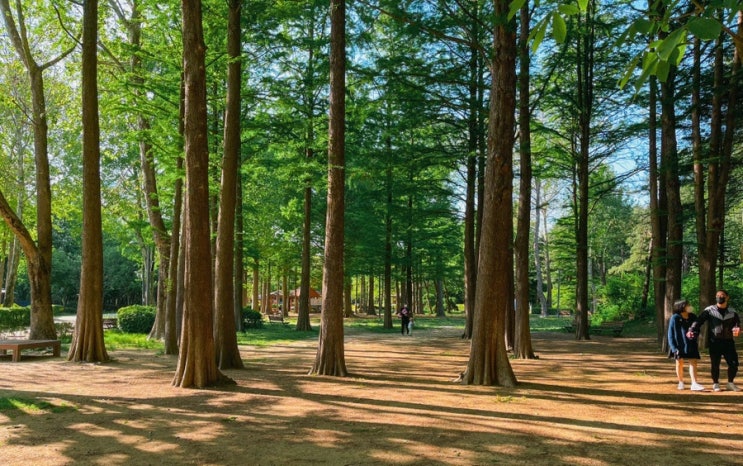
[173, 0, 231, 388]
[309, 0, 347, 377]
[513, 1, 535, 359]
[459, 0, 517, 386]
[69, 0, 108, 362]
[692, 17, 740, 313]
[0, 0, 76, 339]
[213, 0, 244, 370]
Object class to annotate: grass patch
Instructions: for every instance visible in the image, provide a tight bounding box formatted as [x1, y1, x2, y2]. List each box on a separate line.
[237, 321, 318, 346]
[0, 397, 75, 416]
[104, 331, 164, 351]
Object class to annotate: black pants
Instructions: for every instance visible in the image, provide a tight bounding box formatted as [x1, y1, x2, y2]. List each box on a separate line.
[401, 319, 410, 334]
[709, 339, 739, 383]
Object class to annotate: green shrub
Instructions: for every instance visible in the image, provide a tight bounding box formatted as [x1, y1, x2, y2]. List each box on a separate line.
[117, 305, 156, 334]
[0, 306, 30, 331]
[52, 304, 65, 315]
[241, 307, 263, 329]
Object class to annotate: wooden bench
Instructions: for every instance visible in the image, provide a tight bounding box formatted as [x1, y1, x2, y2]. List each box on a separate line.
[102, 318, 118, 329]
[0, 340, 61, 362]
[268, 314, 286, 324]
[592, 321, 625, 337]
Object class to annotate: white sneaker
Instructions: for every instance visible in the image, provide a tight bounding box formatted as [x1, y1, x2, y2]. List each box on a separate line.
[677, 382, 685, 390]
[690, 382, 705, 391]
[727, 382, 741, 392]
[713, 383, 721, 392]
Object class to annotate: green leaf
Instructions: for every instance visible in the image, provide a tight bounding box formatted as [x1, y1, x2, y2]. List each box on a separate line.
[508, 0, 527, 20]
[686, 17, 722, 41]
[632, 18, 653, 35]
[552, 13, 567, 44]
[577, 0, 589, 11]
[557, 4, 580, 15]
[530, 19, 548, 53]
[657, 28, 686, 61]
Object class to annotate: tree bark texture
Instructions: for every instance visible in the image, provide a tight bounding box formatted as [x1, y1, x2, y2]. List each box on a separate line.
[173, 0, 230, 388]
[310, 0, 347, 377]
[460, 0, 517, 387]
[69, 0, 108, 362]
[213, 0, 244, 370]
[514, 3, 536, 359]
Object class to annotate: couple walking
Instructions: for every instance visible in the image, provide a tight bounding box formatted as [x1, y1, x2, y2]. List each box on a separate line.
[668, 290, 741, 392]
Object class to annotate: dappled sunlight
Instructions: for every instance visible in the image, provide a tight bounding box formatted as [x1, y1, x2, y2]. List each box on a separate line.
[2, 329, 743, 464]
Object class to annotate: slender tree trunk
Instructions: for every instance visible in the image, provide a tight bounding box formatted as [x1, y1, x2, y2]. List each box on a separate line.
[460, 0, 517, 387]
[234, 161, 244, 332]
[173, 0, 231, 388]
[384, 139, 393, 329]
[310, 0, 347, 377]
[69, 0, 107, 362]
[533, 179, 548, 316]
[366, 274, 375, 315]
[0, 0, 59, 340]
[251, 259, 259, 311]
[462, 0, 480, 340]
[661, 68, 682, 355]
[514, 2, 535, 359]
[213, 0, 244, 370]
[574, 3, 594, 341]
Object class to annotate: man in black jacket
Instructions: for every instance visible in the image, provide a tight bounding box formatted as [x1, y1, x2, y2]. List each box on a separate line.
[690, 290, 741, 392]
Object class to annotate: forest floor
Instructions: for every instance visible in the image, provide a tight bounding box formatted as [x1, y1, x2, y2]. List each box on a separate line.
[1, 324, 742, 465]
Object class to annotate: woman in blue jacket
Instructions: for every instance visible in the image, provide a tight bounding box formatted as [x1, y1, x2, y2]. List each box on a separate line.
[668, 299, 704, 391]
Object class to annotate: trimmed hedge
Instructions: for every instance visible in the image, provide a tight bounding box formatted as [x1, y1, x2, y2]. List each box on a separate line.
[241, 307, 263, 329]
[0, 306, 30, 331]
[117, 305, 156, 334]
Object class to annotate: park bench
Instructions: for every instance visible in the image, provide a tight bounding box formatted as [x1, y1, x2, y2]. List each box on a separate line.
[268, 313, 287, 324]
[591, 321, 625, 337]
[0, 339, 61, 362]
[102, 318, 118, 329]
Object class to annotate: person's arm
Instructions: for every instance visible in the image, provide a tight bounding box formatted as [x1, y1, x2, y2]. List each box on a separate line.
[689, 309, 709, 336]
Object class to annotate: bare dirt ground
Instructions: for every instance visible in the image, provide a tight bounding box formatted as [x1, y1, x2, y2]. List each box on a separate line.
[1, 327, 742, 466]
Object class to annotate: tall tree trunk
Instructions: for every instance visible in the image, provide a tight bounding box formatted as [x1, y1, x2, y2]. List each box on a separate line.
[661, 68, 682, 355]
[310, 0, 347, 377]
[462, 0, 480, 340]
[366, 274, 375, 315]
[3, 235, 19, 307]
[233, 159, 244, 332]
[460, 0, 517, 387]
[173, 0, 231, 388]
[383, 138, 393, 329]
[514, 2, 535, 359]
[533, 179, 548, 316]
[695, 20, 740, 317]
[0, 0, 61, 340]
[213, 0, 244, 370]
[69, 0, 108, 362]
[648, 72, 666, 344]
[251, 259, 259, 311]
[574, 3, 594, 341]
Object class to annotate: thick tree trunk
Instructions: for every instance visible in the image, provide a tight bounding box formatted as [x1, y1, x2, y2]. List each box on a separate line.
[460, 0, 517, 387]
[310, 0, 347, 377]
[514, 3, 535, 359]
[173, 0, 231, 388]
[213, 0, 244, 370]
[69, 0, 108, 362]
